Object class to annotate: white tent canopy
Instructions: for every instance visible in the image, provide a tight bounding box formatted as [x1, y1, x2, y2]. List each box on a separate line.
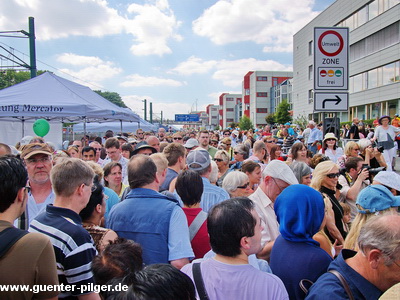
[0, 72, 140, 123]
[73, 120, 158, 134]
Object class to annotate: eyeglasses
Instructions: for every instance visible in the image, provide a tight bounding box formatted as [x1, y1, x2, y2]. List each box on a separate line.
[24, 186, 31, 194]
[326, 173, 340, 178]
[84, 183, 97, 192]
[326, 139, 336, 142]
[353, 148, 360, 151]
[94, 148, 102, 152]
[173, 137, 183, 140]
[237, 182, 250, 189]
[214, 158, 223, 162]
[25, 156, 51, 164]
[225, 143, 231, 146]
[224, 133, 230, 136]
[234, 152, 239, 155]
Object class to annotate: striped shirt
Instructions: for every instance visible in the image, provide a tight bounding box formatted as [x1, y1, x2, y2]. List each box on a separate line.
[29, 205, 97, 298]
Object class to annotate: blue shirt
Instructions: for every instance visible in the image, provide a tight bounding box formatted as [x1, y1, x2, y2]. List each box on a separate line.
[306, 249, 383, 300]
[104, 187, 120, 220]
[308, 128, 320, 144]
[160, 168, 178, 192]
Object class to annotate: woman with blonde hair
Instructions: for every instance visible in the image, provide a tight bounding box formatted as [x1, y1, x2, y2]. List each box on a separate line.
[310, 161, 346, 245]
[336, 141, 360, 169]
[343, 184, 400, 250]
[214, 150, 231, 187]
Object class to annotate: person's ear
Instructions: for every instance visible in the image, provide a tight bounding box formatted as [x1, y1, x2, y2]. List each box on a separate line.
[368, 249, 383, 269]
[240, 236, 251, 250]
[95, 203, 102, 214]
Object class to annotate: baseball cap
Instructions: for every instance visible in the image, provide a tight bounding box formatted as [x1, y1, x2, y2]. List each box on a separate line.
[21, 143, 53, 159]
[186, 149, 211, 171]
[116, 135, 128, 142]
[232, 130, 239, 136]
[184, 138, 199, 149]
[356, 185, 400, 214]
[262, 160, 298, 185]
[373, 171, 400, 192]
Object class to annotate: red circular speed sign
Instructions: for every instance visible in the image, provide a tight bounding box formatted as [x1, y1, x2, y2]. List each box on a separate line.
[318, 30, 344, 57]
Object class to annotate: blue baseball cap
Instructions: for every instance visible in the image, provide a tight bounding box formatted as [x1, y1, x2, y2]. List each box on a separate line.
[356, 185, 400, 214]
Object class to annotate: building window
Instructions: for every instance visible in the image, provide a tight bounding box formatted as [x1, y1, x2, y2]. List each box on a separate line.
[212, 107, 218, 111]
[245, 89, 250, 95]
[257, 92, 268, 97]
[257, 76, 268, 81]
[256, 108, 268, 113]
[308, 65, 313, 80]
[308, 90, 313, 103]
[212, 116, 217, 119]
[309, 41, 313, 56]
[226, 97, 234, 101]
[226, 108, 234, 112]
[226, 118, 234, 122]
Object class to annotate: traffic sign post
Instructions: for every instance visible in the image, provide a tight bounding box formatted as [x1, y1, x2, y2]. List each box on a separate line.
[314, 27, 349, 91]
[314, 92, 348, 112]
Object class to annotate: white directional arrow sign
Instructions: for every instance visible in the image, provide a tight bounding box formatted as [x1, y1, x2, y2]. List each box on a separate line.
[314, 92, 348, 112]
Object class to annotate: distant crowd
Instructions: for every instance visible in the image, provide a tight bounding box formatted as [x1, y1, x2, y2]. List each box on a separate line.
[0, 112, 399, 300]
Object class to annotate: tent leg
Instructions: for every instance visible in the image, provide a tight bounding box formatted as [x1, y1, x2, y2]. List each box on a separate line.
[83, 119, 87, 145]
[21, 118, 25, 138]
[120, 120, 123, 134]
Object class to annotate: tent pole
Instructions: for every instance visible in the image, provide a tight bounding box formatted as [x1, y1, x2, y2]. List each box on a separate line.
[120, 120, 123, 134]
[83, 118, 87, 143]
[21, 118, 25, 138]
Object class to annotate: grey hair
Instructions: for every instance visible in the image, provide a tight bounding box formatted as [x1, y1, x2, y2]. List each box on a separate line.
[290, 161, 311, 184]
[234, 144, 249, 159]
[358, 214, 400, 265]
[358, 138, 372, 153]
[222, 171, 248, 196]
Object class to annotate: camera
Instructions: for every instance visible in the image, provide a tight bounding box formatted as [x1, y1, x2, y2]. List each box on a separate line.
[372, 142, 384, 153]
[361, 164, 386, 180]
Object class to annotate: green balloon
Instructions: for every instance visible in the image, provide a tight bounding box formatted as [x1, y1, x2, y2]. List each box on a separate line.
[33, 119, 50, 137]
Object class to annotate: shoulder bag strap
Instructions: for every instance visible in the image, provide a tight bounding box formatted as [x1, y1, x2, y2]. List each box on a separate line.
[192, 263, 209, 300]
[328, 270, 354, 300]
[0, 227, 29, 258]
[189, 211, 208, 241]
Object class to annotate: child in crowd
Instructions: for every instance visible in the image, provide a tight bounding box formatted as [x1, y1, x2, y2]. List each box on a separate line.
[340, 202, 351, 233]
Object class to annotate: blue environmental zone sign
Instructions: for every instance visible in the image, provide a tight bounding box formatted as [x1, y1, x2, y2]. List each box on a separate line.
[175, 114, 199, 122]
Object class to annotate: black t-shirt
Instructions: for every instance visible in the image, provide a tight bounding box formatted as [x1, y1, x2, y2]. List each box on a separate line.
[349, 124, 360, 139]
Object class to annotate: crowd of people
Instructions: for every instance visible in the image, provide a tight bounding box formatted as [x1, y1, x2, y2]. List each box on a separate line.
[0, 113, 400, 300]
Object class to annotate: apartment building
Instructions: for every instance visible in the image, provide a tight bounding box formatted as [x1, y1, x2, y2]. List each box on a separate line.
[293, 0, 400, 122]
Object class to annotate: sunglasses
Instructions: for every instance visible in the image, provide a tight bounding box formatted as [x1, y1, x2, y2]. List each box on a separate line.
[214, 158, 223, 162]
[24, 186, 31, 194]
[326, 173, 340, 178]
[236, 182, 250, 189]
[173, 137, 183, 140]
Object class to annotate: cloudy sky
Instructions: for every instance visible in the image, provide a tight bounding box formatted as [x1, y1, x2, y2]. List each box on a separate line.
[0, 0, 335, 120]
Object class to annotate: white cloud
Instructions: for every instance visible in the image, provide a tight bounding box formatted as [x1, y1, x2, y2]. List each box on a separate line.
[193, 0, 319, 52]
[214, 58, 292, 87]
[120, 74, 184, 87]
[170, 56, 291, 87]
[126, 1, 182, 56]
[122, 94, 191, 120]
[169, 56, 218, 75]
[55, 53, 122, 88]
[0, 0, 180, 56]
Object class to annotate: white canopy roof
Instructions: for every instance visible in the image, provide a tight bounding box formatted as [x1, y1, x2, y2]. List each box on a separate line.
[0, 72, 140, 123]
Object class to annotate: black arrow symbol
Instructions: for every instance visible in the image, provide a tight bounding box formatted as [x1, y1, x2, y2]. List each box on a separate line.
[322, 95, 342, 108]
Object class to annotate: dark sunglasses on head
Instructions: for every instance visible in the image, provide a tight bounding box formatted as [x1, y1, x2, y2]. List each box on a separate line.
[236, 182, 250, 189]
[326, 172, 340, 178]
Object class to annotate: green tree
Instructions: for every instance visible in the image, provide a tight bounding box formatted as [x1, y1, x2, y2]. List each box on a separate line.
[265, 114, 276, 125]
[293, 114, 309, 129]
[229, 122, 239, 129]
[94, 90, 127, 108]
[275, 100, 292, 124]
[0, 69, 47, 89]
[238, 115, 253, 130]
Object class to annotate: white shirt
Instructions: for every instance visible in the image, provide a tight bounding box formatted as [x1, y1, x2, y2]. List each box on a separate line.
[249, 187, 280, 246]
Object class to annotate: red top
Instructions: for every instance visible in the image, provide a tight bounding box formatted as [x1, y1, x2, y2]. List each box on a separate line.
[182, 207, 211, 259]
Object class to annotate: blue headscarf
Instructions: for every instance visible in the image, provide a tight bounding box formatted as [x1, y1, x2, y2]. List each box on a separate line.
[275, 184, 325, 246]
